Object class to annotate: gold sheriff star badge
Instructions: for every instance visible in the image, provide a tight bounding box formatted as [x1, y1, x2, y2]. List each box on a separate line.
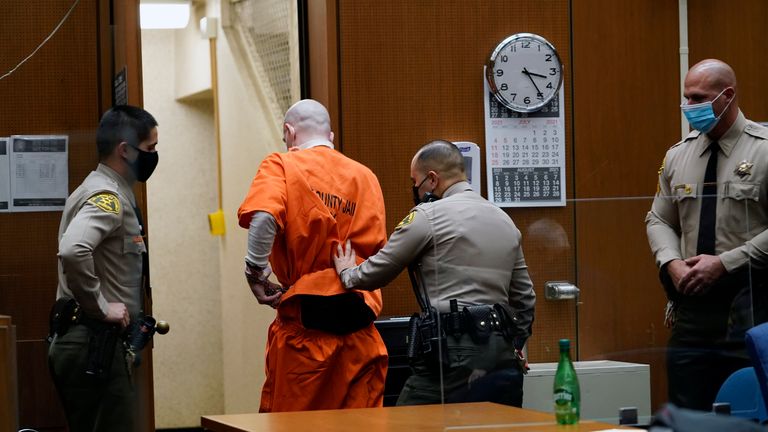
[735, 160, 753, 178]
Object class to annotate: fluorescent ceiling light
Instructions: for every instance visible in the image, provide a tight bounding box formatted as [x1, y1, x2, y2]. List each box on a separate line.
[140, 1, 191, 29]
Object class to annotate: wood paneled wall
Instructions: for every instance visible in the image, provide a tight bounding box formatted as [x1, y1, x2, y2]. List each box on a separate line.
[0, 0, 150, 429]
[571, 0, 680, 411]
[0, 316, 18, 431]
[0, 1, 101, 428]
[308, 0, 768, 412]
[332, 0, 577, 363]
[687, 1, 768, 123]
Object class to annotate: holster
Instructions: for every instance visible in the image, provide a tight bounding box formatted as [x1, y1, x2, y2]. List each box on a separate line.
[86, 324, 119, 380]
[47, 297, 81, 343]
[407, 309, 448, 366]
[493, 303, 528, 348]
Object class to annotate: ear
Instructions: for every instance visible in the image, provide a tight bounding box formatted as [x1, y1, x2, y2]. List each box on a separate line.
[428, 170, 439, 186]
[117, 141, 131, 158]
[329, 131, 335, 143]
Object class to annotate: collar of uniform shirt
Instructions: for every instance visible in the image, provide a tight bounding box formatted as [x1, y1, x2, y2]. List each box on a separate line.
[297, 138, 334, 150]
[442, 181, 473, 198]
[97, 163, 136, 204]
[698, 110, 746, 158]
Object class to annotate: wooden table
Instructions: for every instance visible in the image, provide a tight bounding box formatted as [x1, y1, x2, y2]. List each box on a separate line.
[202, 402, 636, 431]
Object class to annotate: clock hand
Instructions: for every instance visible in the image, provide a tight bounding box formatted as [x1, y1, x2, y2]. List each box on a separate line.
[522, 68, 544, 97]
[523, 68, 547, 78]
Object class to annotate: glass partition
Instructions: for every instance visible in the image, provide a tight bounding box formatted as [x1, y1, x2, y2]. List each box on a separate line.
[374, 193, 764, 430]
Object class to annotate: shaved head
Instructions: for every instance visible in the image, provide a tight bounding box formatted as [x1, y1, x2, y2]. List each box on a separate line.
[687, 59, 737, 93]
[412, 140, 466, 179]
[285, 99, 331, 135]
[283, 99, 332, 147]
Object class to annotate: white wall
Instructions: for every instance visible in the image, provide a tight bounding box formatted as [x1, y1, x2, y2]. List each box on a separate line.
[142, 28, 224, 428]
[210, 0, 285, 412]
[142, 0, 286, 426]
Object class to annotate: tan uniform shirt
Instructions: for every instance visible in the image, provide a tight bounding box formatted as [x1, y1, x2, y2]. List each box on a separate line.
[342, 181, 535, 329]
[56, 163, 146, 320]
[647, 111, 768, 272]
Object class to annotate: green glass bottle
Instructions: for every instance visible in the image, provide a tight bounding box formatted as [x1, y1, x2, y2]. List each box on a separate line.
[553, 338, 580, 425]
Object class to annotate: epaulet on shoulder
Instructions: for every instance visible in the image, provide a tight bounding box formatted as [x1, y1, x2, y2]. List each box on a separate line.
[682, 129, 700, 142]
[668, 130, 699, 150]
[745, 121, 768, 140]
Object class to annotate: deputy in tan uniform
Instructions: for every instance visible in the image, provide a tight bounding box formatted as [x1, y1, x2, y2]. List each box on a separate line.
[334, 139, 535, 406]
[48, 105, 159, 432]
[646, 59, 768, 411]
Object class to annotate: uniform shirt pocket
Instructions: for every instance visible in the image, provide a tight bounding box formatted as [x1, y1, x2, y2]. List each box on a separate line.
[123, 235, 147, 254]
[673, 183, 698, 234]
[120, 235, 145, 286]
[722, 182, 761, 234]
[724, 182, 760, 201]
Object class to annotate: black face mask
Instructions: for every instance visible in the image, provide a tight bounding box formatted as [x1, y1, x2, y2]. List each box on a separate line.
[128, 147, 159, 182]
[412, 176, 440, 206]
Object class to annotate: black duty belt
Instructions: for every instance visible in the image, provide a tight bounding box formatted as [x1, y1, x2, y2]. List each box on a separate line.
[440, 304, 503, 337]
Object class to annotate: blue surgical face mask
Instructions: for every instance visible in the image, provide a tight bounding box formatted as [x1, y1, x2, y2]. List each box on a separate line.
[680, 88, 733, 133]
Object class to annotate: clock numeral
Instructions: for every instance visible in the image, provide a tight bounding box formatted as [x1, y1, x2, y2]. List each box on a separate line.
[545, 54, 553, 62]
[522, 41, 531, 49]
[500, 83, 508, 91]
[546, 82, 553, 89]
[495, 69, 504, 77]
[500, 55, 508, 63]
[523, 96, 531, 104]
[549, 68, 558, 76]
[510, 93, 517, 101]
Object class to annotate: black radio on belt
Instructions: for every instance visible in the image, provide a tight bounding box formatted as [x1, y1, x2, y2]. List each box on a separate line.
[406, 307, 448, 366]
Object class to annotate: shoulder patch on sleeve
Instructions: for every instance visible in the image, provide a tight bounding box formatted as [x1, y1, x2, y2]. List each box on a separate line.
[395, 211, 416, 230]
[87, 193, 121, 214]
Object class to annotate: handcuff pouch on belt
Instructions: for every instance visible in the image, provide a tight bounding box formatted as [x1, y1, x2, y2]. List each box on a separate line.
[454, 303, 526, 347]
[406, 308, 448, 367]
[462, 305, 496, 344]
[48, 297, 81, 343]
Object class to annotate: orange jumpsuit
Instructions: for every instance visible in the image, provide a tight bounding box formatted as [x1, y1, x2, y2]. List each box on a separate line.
[238, 145, 388, 412]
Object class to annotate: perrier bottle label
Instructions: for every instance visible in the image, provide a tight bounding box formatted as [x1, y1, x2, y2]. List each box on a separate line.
[554, 388, 577, 423]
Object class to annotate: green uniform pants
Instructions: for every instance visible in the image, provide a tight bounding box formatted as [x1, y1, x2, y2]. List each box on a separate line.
[397, 332, 523, 406]
[48, 324, 135, 432]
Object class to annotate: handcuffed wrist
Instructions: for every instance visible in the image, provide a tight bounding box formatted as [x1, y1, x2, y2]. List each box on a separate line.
[244, 262, 268, 284]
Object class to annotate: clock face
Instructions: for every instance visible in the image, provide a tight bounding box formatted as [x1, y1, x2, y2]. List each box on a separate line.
[487, 33, 563, 113]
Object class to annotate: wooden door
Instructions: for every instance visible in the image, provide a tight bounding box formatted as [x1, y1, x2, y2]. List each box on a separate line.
[0, 0, 153, 429]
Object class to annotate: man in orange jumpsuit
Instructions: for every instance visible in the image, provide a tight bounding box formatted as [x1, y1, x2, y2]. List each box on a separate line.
[237, 99, 388, 412]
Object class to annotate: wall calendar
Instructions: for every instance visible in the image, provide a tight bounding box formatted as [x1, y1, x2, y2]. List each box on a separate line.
[484, 71, 566, 207]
